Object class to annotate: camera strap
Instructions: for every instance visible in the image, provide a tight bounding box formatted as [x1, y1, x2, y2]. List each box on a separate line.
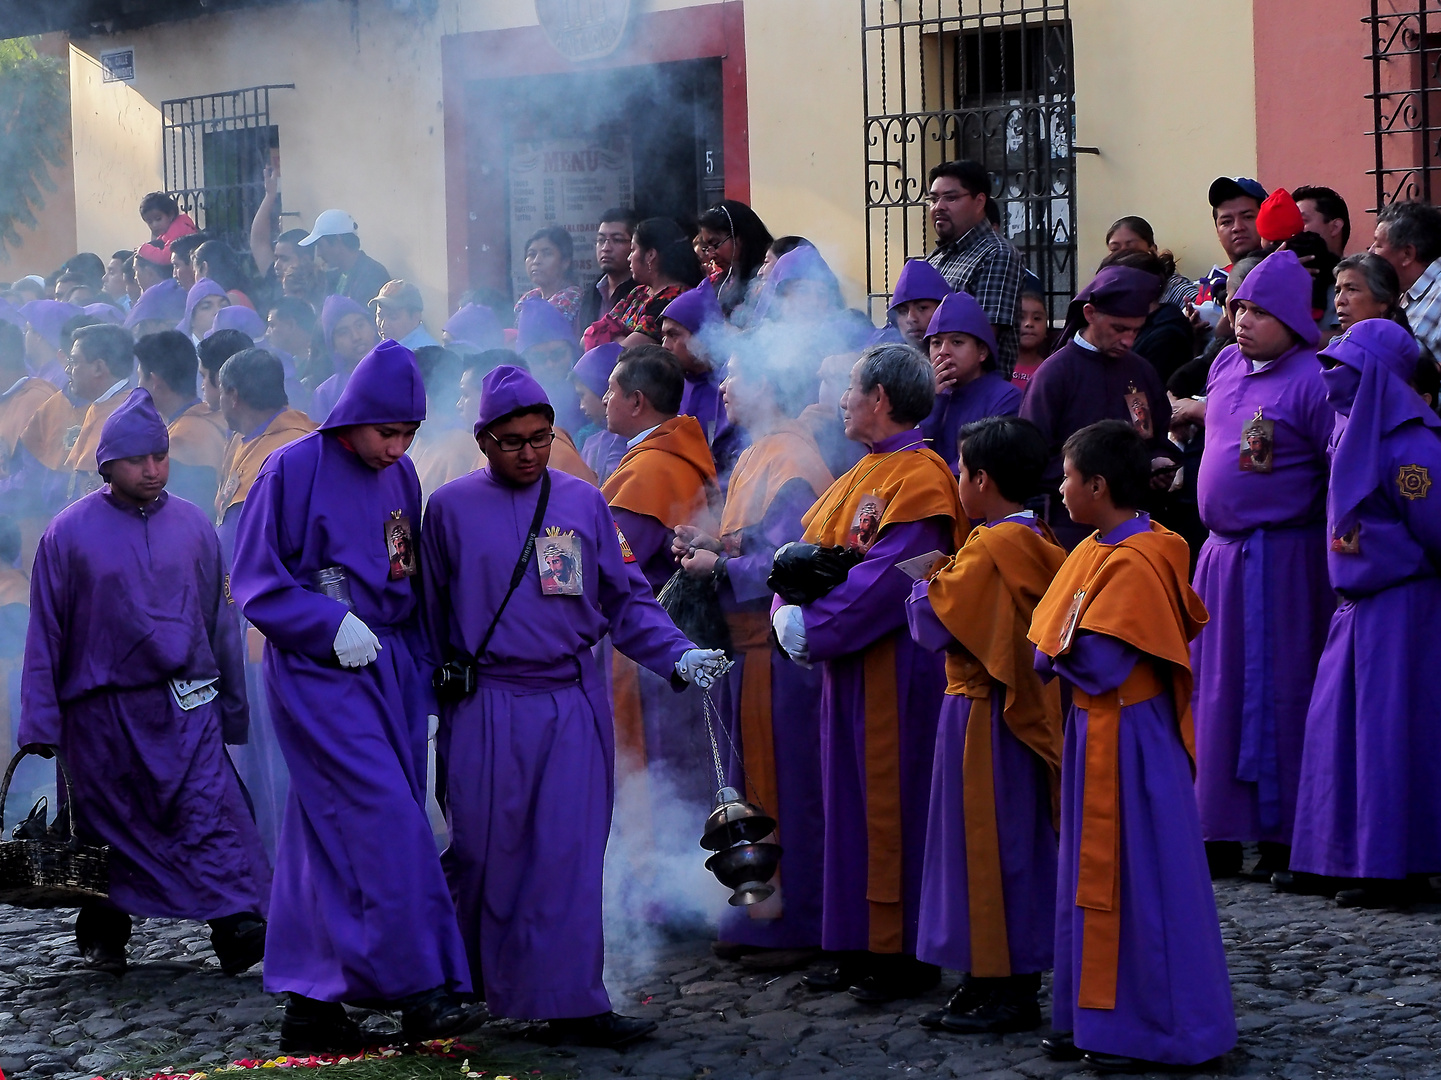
[471, 469, 550, 665]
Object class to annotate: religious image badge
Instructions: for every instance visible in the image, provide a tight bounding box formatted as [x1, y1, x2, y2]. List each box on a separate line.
[1124, 383, 1153, 439]
[386, 509, 416, 580]
[538, 527, 583, 596]
[1058, 588, 1086, 652]
[1397, 463, 1432, 501]
[848, 492, 887, 554]
[614, 520, 636, 564]
[1331, 523, 1361, 556]
[1239, 408, 1274, 473]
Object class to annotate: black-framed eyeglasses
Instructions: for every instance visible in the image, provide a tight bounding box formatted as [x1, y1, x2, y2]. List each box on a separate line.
[696, 235, 734, 254]
[486, 430, 557, 453]
[923, 191, 978, 208]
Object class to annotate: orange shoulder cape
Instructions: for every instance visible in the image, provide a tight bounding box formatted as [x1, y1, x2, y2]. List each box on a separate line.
[20, 391, 85, 471]
[801, 442, 963, 548]
[720, 421, 833, 536]
[169, 402, 231, 470]
[410, 425, 482, 501]
[216, 409, 316, 519]
[601, 414, 717, 529]
[550, 426, 597, 486]
[0, 565, 29, 607]
[0, 379, 57, 466]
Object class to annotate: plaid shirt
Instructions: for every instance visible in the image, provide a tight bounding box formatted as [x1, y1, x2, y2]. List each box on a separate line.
[926, 223, 1024, 375]
[1403, 257, 1441, 362]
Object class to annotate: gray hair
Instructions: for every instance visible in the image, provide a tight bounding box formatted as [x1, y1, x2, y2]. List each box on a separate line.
[855, 342, 935, 426]
[1377, 201, 1441, 265]
[1334, 252, 1403, 314]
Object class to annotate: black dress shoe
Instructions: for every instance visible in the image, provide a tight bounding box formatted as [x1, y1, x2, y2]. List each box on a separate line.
[209, 913, 267, 976]
[801, 951, 871, 992]
[546, 1012, 657, 1049]
[280, 997, 366, 1055]
[939, 973, 1041, 1034]
[1205, 840, 1243, 879]
[81, 942, 126, 976]
[919, 976, 993, 1030]
[1240, 841, 1290, 882]
[399, 987, 485, 1042]
[710, 941, 761, 961]
[1040, 1032, 1083, 1061]
[1084, 1050, 1161, 1074]
[1335, 880, 1410, 909]
[847, 956, 941, 1004]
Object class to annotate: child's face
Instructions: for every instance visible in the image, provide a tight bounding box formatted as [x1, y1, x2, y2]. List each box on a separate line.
[957, 459, 986, 521]
[1018, 296, 1049, 351]
[1059, 455, 1100, 526]
[577, 383, 606, 424]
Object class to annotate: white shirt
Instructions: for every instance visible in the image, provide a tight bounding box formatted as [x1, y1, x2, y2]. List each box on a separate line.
[96, 379, 130, 404]
[627, 424, 661, 449]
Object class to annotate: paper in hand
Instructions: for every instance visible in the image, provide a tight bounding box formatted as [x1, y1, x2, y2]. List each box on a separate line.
[894, 550, 946, 581]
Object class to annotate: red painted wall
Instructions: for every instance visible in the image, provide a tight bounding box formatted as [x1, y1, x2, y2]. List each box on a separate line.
[1253, 0, 1375, 250]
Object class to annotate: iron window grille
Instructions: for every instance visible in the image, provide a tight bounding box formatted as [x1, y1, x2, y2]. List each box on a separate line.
[863, 0, 1076, 322]
[1367, 1, 1441, 209]
[161, 84, 292, 256]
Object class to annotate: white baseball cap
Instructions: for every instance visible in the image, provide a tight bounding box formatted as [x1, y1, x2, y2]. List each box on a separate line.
[298, 209, 359, 247]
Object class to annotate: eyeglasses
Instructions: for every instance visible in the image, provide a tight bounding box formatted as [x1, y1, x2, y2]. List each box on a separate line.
[696, 235, 734, 254]
[486, 430, 557, 453]
[924, 191, 979, 208]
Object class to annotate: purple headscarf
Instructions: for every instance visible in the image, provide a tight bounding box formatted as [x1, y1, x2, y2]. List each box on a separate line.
[1230, 248, 1319, 346]
[753, 245, 843, 323]
[443, 303, 504, 351]
[321, 294, 369, 350]
[96, 388, 168, 471]
[476, 364, 553, 434]
[20, 300, 84, 350]
[1061, 266, 1161, 344]
[176, 278, 228, 335]
[661, 280, 723, 335]
[889, 259, 951, 310]
[318, 339, 426, 432]
[83, 303, 125, 326]
[515, 297, 577, 354]
[123, 279, 186, 330]
[571, 342, 623, 400]
[924, 290, 999, 359]
[206, 305, 267, 341]
[1318, 319, 1441, 541]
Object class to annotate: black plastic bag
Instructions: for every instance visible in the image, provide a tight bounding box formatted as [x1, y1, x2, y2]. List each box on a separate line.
[767, 542, 864, 606]
[658, 568, 734, 655]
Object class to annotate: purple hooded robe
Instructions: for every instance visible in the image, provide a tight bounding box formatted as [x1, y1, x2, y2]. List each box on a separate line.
[19, 388, 270, 921]
[229, 340, 471, 1001]
[919, 290, 1022, 472]
[309, 295, 373, 426]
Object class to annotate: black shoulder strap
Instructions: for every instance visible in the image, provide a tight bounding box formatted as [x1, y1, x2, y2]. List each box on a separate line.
[473, 469, 550, 663]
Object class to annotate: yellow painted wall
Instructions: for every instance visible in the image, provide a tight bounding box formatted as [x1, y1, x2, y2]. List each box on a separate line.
[1070, 0, 1258, 284]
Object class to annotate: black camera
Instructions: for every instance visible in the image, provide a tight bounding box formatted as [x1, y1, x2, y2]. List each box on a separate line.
[432, 660, 477, 702]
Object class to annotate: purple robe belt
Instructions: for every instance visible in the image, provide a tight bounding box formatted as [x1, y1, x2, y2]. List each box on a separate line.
[474, 655, 588, 693]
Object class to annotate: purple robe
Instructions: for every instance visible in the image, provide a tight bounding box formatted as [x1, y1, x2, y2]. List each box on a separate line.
[1291, 419, 1441, 879]
[680, 370, 729, 447]
[229, 431, 470, 1001]
[421, 466, 694, 1019]
[309, 365, 346, 426]
[580, 429, 626, 486]
[19, 489, 270, 920]
[716, 478, 826, 949]
[1191, 343, 1335, 843]
[1039, 516, 1235, 1066]
[919, 371, 1023, 473]
[1019, 341, 1174, 548]
[906, 513, 1056, 973]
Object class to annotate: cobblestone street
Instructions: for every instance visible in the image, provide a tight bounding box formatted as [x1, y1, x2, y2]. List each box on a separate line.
[2, 877, 1440, 1079]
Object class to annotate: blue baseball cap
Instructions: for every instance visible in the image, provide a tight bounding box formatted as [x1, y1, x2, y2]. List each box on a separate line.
[1209, 176, 1267, 207]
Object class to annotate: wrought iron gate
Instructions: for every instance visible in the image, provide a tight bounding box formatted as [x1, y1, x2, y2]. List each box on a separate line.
[1366, 1, 1441, 209]
[862, 0, 1076, 320]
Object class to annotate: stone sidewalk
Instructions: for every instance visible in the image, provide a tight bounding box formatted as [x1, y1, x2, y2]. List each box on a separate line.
[2, 878, 1440, 1079]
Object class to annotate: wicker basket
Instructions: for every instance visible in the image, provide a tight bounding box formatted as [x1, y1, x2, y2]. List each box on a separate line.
[0, 747, 110, 908]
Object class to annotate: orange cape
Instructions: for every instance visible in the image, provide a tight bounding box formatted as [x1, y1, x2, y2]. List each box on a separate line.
[20, 391, 85, 472]
[804, 443, 965, 952]
[63, 392, 129, 502]
[0, 378, 57, 473]
[410, 425, 483, 503]
[215, 409, 317, 521]
[169, 402, 230, 471]
[602, 415, 717, 530]
[720, 422, 833, 536]
[1028, 520, 1208, 1010]
[927, 519, 1066, 976]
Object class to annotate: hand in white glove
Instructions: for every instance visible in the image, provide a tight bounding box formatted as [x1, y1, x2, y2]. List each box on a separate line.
[675, 648, 729, 689]
[772, 604, 810, 666]
[333, 611, 382, 669]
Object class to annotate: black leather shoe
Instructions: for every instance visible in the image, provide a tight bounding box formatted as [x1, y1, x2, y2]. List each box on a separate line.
[1205, 840, 1243, 879]
[1241, 841, 1290, 883]
[81, 942, 126, 976]
[546, 1012, 656, 1049]
[1084, 1050, 1161, 1074]
[801, 951, 870, 992]
[710, 941, 760, 961]
[939, 974, 1041, 1034]
[1041, 1032, 1083, 1061]
[399, 988, 484, 1042]
[209, 913, 266, 976]
[1272, 871, 1342, 896]
[1335, 881, 1409, 909]
[847, 956, 941, 1004]
[280, 997, 366, 1055]
[919, 976, 993, 1030]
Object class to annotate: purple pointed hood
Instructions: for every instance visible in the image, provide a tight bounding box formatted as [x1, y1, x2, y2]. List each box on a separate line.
[20, 300, 84, 350]
[515, 296, 577, 354]
[123, 279, 186, 330]
[0, 300, 28, 331]
[443, 303, 503, 351]
[206, 305, 267, 340]
[924, 290, 999, 359]
[662, 280, 723, 335]
[754, 244, 842, 322]
[321, 294, 369, 349]
[176, 278, 228, 334]
[1230, 248, 1319, 346]
[476, 363, 553, 433]
[318, 338, 426, 431]
[96, 387, 168, 471]
[571, 342, 623, 399]
[83, 303, 125, 326]
[889, 259, 951, 309]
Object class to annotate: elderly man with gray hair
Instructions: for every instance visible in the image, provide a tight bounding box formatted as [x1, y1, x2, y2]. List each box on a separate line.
[770, 342, 966, 1005]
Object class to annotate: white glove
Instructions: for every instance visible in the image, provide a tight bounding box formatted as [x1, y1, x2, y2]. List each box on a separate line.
[675, 648, 729, 689]
[772, 605, 810, 666]
[333, 611, 382, 669]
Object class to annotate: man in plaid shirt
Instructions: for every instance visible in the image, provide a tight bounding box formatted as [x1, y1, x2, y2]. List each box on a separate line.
[924, 160, 1025, 375]
[1370, 200, 1441, 362]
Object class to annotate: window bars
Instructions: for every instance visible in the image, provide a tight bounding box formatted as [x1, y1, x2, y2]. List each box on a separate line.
[862, 0, 1076, 321]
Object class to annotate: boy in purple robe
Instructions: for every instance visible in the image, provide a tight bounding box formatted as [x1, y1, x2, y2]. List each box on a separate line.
[229, 339, 476, 1052]
[1292, 319, 1441, 907]
[421, 365, 724, 1047]
[918, 291, 1023, 473]
[888, 259, 951, 348]
[309, 295, 378, 425]
[660, 282, 730, 447]
[1190, 249, 1335, 883]
[570, 341, 626, 483]
[20, 388, 270, 977]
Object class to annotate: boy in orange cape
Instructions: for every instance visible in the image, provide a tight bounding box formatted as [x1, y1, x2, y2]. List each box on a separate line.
[1029, 420, 1234, 1071]
[904, 416, 1064, 1034]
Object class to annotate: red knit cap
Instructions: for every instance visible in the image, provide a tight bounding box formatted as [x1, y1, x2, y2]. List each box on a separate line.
[1256, 188, 1303, 243]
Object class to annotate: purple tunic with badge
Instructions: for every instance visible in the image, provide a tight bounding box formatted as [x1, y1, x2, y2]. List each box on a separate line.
[20, 390, 269, 922]
[1292, 319, 1441, 879]
[229, 340, 470, 1002]
[920, 373, 1023, 474]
